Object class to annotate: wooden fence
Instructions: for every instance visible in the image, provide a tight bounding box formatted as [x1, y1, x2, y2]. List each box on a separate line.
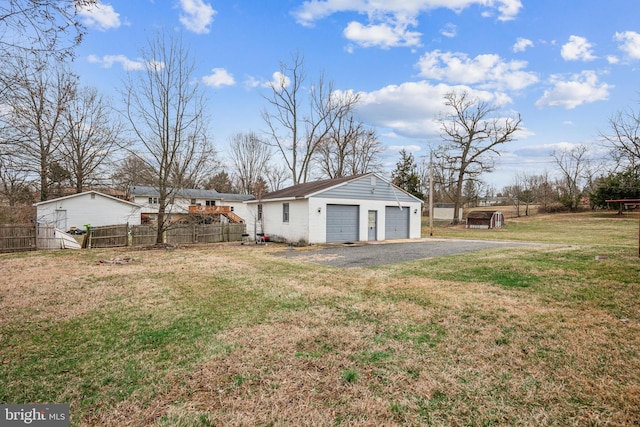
[36, 225, 59, 250]
[0, 224, 64, 253]
[84, 224, 129, 248]
[164, 223, 245, 245]
[0, 222, 246, 253]
[0, 224, 37, 253]
[131, 225, 157, 246]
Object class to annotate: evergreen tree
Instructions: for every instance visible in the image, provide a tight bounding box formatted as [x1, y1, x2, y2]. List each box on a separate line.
[391, 149, 424, 200]
[589, 166, 640, 211]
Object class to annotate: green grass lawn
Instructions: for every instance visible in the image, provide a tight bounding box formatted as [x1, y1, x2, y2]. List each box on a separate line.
[1, 211, 639, 426]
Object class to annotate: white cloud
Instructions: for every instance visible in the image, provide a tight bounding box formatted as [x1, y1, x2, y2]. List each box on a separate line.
[268, 71, 291, 89]
[78, 2, 121, 31]
[561, 35, 596, 61]
[243, 76, 261, 89]
[343, 21, 421, 49]
[535, 71, 612, 109]
[179, 0, 216, 34]
[292, 0, 522, 48]
[355, 81, 506, 138]
[440, 23, 457, 38]
[416, 50, 538, 91]
[202, 68, 235, 88]
[614, 31, 640, 60]
[88, 54, 143, 71]
[494, 0, 522, 21]
[242, 72, 291, 89]
[513, 37, 533, 52]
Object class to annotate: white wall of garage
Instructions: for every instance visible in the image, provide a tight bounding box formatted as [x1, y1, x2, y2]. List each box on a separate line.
[308, 197, 421, 244]
[248, 174, 423, 245]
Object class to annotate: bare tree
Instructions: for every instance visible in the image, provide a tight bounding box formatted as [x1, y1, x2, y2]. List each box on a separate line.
[264, 164, 289, 192]
[315, 115, 383, 178]
[0, 0, 95, 61]
[436, 90, 521, 224]
[121, 31, 216, 244]
[110, 153, 156, 193]
[551, 144, 591, 212]
[503, 172, 536, 217]
[601, 106, 640, 169]
[262, 51, 359, 184]
[228, 132, 272, 194]
[0, 154, 33, 206]
[2, 55, 76, 201]
[61, 86, 120, 193]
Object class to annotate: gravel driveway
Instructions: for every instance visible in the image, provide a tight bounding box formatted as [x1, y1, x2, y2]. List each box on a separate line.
[275, 238, 539, 268]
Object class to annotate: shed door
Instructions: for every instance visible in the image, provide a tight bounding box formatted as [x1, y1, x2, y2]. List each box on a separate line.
[385, 206, 410, 239]
[326, 205, 359, 243]
[55, 210, 67, 230]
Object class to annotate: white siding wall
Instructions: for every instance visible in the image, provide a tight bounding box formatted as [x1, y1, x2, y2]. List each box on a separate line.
[260, 199, 310, 244]
[252, 197, 422, 244]
[37, 193, 141, 229]
[308, 198, 421, 244]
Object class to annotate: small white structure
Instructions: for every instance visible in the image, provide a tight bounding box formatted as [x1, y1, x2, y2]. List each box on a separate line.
[129, 186, 254, 225]
[432, 203, 463, 221]
[34, 191, 142, 231]
[246, 173, 423, 245]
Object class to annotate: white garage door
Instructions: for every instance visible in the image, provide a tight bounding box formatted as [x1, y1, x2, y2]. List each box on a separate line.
[326, 205, 359, 243]
[385, 206, 410, 239]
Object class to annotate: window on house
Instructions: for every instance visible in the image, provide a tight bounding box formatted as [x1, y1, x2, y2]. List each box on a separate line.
[206, 200, 216, 206]
[190, 198, 196, 205]
[148, 197, 158, 204]
[257, 204, 263, 220]
[283, 203, 289, 223]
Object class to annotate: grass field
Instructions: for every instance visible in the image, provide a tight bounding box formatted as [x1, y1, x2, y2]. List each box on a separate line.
[1, 211, 639, 426]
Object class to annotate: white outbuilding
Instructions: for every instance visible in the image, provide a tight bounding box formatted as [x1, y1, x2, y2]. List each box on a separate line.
[246, 173, 423, 245]
[34, 191, 142, 231]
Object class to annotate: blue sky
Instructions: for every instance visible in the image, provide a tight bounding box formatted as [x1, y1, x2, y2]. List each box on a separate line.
[72, 0, 640, 188]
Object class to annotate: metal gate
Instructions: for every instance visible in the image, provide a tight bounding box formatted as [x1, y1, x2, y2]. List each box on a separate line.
[326, 205, 359, 243]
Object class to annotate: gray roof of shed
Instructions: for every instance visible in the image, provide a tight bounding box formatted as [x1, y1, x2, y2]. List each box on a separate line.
[467, 210, 502, 219]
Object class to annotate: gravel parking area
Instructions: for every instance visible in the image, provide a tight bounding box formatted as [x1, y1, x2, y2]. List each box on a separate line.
[276, 238, 539, 268]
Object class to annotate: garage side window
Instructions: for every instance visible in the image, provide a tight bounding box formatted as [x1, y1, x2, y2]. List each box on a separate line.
[282, 203, 289, 223]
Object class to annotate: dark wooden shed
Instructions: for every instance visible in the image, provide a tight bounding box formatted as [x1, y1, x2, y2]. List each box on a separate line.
[466, 210, 505, 229]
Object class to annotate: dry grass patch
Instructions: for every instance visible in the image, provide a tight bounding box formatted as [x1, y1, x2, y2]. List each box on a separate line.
[1, 214, 639, 426]
[88, 266, 640, 426]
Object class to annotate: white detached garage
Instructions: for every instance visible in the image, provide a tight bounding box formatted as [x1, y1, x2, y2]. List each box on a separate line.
[34, 191, 142, 230]
[248, 173, 423, 245]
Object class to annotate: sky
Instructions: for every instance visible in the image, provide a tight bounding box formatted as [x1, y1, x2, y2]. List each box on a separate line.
[72, 0, 640, 189]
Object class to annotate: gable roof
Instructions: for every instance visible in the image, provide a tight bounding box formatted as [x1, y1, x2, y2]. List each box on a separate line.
[33, 190, 142, 208]
[258, 174, 370, 201]
[255, 173, 423, 204]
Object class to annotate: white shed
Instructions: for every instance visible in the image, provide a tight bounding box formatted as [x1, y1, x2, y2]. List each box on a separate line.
[246, 173, 423, 245]
[34, 191, 142, 231]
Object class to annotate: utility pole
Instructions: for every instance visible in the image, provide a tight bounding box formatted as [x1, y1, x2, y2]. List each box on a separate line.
[429, 150, 434, 237]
